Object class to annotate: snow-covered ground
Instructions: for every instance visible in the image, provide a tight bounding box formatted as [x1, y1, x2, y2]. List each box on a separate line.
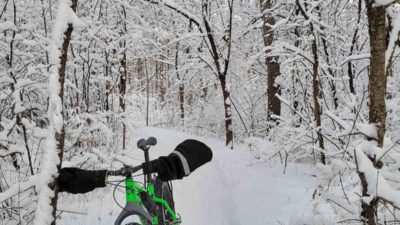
[58, 127, 318, 225]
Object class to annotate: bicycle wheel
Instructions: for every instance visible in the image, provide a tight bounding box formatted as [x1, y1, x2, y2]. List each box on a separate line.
[115, 214, 151, 225]
[114, 202, 153, 225]
[153, 177, 175, 225]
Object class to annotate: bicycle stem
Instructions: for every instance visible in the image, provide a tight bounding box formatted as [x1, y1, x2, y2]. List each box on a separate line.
[143, 149, 152, 187]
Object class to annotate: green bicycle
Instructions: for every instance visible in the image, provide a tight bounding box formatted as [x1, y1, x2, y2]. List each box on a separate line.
[108, 137, 181, 225]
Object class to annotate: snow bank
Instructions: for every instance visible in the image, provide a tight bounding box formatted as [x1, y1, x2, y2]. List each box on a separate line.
[244, 136, 276, 160]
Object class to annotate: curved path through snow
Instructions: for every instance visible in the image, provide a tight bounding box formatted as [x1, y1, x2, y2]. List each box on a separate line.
[143, 128, 317, 225]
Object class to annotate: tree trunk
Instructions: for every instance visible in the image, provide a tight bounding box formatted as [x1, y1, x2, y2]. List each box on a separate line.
[50, 0, 78, 224]
[348, 0, 363, 95]
[201, 0, 234, 149]
[119, 6, 127, 150]
[365, 1, 387, 148]
[359, 2, 387, 223]
[119, 49, 127, 150]
[359, 171, 379, 224]
[220, 76, 233, 148]
[179, 84, 184, 121]
[105, 50, 110, 112]
[296, 0, 325, 164]
[175, 42, 185, 123]
[260, 0, 281, 125]
[311, 37, 325, 165]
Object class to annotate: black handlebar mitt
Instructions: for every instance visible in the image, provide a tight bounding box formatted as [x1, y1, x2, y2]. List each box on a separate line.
[172, 139, 213, 176]
[142, 139, 213, 181]
[57, 167, 107, 194]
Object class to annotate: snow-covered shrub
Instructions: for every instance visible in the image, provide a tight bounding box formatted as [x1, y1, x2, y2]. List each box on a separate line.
[244, 137, 275, 161]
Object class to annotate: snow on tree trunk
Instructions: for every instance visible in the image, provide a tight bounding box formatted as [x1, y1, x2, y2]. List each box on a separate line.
[200, 0, 235, 149]
[119, 5, 127, 150]
[221, 79, 233, 149]
[360, 1, 388, 223]
[261, 0, 281, 126]
[33, 1, 84, 224]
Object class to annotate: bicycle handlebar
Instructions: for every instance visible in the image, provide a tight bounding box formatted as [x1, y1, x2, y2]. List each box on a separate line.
[108, 137, 157, 177]
[108, 165, 142, 177]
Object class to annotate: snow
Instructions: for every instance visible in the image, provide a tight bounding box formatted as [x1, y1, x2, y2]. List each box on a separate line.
[160, 0, 202, 28]
[356, 123, 378, 139]
[3, 0, 400, 223]
[225, 97, 231, 105]
[14, 102, 25, 114]
[244, 137, 275, 160]
[0, 21, 17, 31]
[386, 8, 400, 67]
[339, 54, 370, 66]
[373, 0, 398, 7]
[357, 140, 380, 158]
[325, 110, 352, 131]
[57, 127, 318, 225]
[279, 41, 314, 64]
[355, 143, 400, 208]
[0, 175, 38, 202]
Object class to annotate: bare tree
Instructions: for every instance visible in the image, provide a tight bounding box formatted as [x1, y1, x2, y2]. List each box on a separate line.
[296, 0, 325, 164]
[201, 0, 235, 148]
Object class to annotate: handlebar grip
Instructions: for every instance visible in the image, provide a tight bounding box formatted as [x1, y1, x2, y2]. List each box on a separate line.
[108, 165, 142, 177]
[137, 137, 157, 149]
[107, 170, 122, 176]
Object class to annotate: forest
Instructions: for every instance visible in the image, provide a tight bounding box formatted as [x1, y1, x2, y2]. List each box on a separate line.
[1, 0, 400, 224]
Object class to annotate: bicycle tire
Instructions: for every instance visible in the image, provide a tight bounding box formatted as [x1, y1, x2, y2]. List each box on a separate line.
[114, 201, 153, 225]
[153, 177, 175, 225]
[115, 214, 151, 225]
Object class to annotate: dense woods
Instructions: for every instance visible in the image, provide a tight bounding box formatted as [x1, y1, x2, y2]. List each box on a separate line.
[1, 0, 400, 224]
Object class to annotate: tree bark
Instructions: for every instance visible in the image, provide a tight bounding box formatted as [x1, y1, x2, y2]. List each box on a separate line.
[260, 0, 281, 125]
[311, 36, 325, 165]
[220, 76, 233, 148]
[119, 6, 127, 150]
[348, 0, 363, 95]
[365, 2, 387, 148]
[359, 1, 387, 223]
[175, 42, 185, 123]
[359, 171, 378, 224]
[50, 0, 78, 224]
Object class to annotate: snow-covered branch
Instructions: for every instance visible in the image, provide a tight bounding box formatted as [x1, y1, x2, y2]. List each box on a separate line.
[33, 1, 85, 225]
[373, 0, 400, 7]
[0, 175, 37, 203]
[355, 146, 400, 209]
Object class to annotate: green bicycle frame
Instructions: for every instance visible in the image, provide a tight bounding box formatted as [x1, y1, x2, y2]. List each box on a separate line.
[114, 176, 179, 225]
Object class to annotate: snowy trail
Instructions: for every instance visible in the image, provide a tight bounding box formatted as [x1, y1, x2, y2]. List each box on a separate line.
[59, 127, 317, 225]
[142, 128, 318, 225]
